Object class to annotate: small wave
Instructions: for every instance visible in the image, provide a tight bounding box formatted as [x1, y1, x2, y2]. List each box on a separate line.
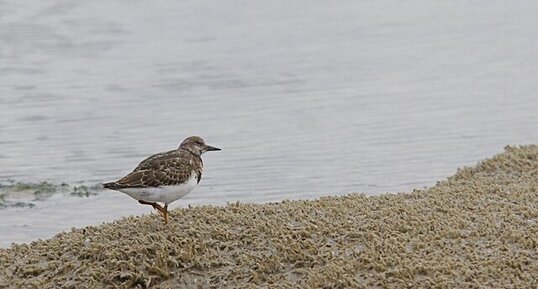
[0, 180, 101, 209]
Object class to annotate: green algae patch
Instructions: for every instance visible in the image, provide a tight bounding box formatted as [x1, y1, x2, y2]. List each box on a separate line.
[1, 146, 537, 288]
[0, 181, 99, 208]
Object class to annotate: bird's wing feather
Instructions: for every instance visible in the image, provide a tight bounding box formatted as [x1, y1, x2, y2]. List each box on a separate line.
[134, 150, 176, 171]
[114, 150, 195, 188]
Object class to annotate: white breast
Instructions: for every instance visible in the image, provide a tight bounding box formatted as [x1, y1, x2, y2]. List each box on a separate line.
[118, 172, 198, 205]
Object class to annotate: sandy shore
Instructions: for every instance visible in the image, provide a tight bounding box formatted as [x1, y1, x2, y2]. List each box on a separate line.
[0, 146, 537, 288]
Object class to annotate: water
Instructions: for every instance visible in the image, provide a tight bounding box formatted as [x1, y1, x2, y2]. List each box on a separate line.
[1, 0, 538, 247]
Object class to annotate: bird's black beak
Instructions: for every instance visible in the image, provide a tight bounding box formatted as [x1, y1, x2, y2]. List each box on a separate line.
[205, 145, 221, 152]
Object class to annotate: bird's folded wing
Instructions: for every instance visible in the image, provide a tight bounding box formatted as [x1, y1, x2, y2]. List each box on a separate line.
[134, 150, 185, 171]
[116, 166, 192, 188]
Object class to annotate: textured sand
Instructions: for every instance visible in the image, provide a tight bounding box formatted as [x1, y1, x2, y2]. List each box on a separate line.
[0, 146, 537, 289]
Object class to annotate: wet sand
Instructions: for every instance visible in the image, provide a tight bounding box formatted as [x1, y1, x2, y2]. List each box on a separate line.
[0, 146, 536, 288]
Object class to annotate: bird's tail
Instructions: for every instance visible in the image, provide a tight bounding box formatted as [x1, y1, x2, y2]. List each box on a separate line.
[103, 182, 121, 190]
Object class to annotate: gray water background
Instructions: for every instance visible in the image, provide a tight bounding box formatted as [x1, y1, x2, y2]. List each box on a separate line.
[1, 0, 538, 247]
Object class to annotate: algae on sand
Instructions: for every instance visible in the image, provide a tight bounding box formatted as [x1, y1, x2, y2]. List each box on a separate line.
[0, 146, 537, 288]
[0, 181, 99, 208]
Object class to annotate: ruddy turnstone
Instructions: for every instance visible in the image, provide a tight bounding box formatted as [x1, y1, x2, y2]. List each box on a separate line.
[103, 136, 220, 224]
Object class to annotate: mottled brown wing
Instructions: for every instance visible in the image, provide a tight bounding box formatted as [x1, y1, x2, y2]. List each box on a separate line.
[133, 149, 178, 171]
[115, 151, 194, 188]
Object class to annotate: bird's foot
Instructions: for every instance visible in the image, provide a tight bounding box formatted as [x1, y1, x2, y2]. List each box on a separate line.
[138, 200, 168, 224]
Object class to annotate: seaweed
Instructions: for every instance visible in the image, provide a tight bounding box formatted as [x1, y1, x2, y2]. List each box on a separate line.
[0, 181, 99, 209]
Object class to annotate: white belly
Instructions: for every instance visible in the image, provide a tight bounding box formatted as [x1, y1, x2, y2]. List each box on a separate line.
[118, 172, 198, 205]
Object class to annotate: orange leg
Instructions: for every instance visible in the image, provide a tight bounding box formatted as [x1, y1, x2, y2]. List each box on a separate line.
[138, 200, 163, 211]
[137, 200, 168, 224]
[163, 204, 168, 225]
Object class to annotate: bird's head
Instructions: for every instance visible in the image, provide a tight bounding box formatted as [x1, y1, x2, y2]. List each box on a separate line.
[179, 136, 221, 156]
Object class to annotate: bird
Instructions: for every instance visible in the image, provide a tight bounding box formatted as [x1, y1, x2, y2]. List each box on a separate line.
[103, 136, 221, 224]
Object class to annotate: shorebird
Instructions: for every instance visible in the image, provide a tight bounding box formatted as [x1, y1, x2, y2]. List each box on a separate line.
[103, 136, 220, 224]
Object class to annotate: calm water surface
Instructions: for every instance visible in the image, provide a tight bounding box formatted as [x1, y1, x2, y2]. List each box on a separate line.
[1, 0, 538, 247]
